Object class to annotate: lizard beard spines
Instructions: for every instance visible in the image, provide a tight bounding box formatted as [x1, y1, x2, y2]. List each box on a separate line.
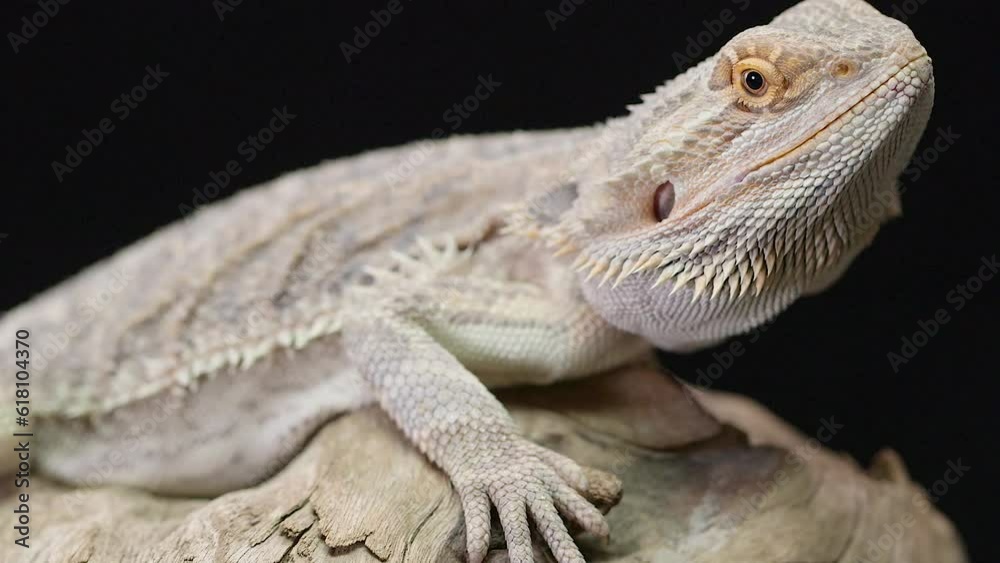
[571, 246, 743, 301]
[565, 215, 813, 303]
[541, 176, 814, 301]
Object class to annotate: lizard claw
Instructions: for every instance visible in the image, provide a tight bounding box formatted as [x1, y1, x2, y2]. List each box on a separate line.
[454, 437, 609, 563]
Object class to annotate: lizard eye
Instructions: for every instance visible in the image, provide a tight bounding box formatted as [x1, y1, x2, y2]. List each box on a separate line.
[741, 69, 767, 95]
[653, 181, 676, 222]
[731, 58, 784, 110]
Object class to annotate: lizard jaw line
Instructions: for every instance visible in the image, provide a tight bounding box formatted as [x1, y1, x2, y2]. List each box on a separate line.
[736, 54, 931, 183]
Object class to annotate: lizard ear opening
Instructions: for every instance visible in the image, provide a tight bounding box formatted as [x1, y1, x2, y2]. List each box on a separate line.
[653, 181, 676, 222]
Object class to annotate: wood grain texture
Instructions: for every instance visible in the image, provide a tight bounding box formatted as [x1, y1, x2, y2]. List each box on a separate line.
[0, 365, 966, 563]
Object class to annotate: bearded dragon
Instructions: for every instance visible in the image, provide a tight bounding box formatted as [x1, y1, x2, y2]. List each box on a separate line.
[1, 0, 933, 561]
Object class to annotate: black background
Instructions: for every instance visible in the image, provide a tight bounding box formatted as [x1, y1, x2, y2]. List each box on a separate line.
[2, 0, 995, 559]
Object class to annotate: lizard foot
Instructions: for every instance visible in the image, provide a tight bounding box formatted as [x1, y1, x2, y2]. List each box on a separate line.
[453, 436, 609, 563]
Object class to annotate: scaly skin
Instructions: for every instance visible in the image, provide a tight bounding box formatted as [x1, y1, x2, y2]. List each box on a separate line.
[1, 1, 933, 561]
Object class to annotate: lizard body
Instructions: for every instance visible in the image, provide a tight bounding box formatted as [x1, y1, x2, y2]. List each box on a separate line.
[1, 1, 933, 561]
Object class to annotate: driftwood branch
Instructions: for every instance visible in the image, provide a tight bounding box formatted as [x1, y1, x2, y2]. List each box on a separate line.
[1, 364, 967, 562]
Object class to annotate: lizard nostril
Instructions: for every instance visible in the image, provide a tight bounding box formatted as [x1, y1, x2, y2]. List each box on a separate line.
[831, 59, 858, 78]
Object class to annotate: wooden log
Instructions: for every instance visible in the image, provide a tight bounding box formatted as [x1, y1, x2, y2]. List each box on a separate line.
[0, 364, 967, 562]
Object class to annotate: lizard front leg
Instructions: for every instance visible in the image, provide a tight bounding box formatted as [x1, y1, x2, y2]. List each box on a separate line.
[342, 264, 645, 563]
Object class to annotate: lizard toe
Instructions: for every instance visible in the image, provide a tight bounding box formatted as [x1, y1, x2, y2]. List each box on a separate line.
[450, 436, 609, 561]
[549, 479, 610, 539]
[496, 499, 534, 563]
[528, 443, 589, 492]
[460, 485, 492, 563]
[527, 495, 587, 563]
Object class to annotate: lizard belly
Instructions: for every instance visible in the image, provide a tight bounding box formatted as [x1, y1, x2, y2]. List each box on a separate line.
[38, 336, 372, 496]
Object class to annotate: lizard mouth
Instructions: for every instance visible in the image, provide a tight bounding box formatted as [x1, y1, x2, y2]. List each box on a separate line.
[740, 54, 932, 181]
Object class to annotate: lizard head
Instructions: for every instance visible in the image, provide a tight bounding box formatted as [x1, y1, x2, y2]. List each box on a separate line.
[509, 0, 934, 351]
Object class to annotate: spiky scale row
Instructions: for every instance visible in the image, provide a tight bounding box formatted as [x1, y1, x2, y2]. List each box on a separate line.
[73, 236, 479, 419]
[519, 160, 864, 303]
[557, 218, 782, 302]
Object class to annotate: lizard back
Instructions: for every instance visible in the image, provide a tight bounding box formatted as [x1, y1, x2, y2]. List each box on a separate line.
[3, 129, 589, 419]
